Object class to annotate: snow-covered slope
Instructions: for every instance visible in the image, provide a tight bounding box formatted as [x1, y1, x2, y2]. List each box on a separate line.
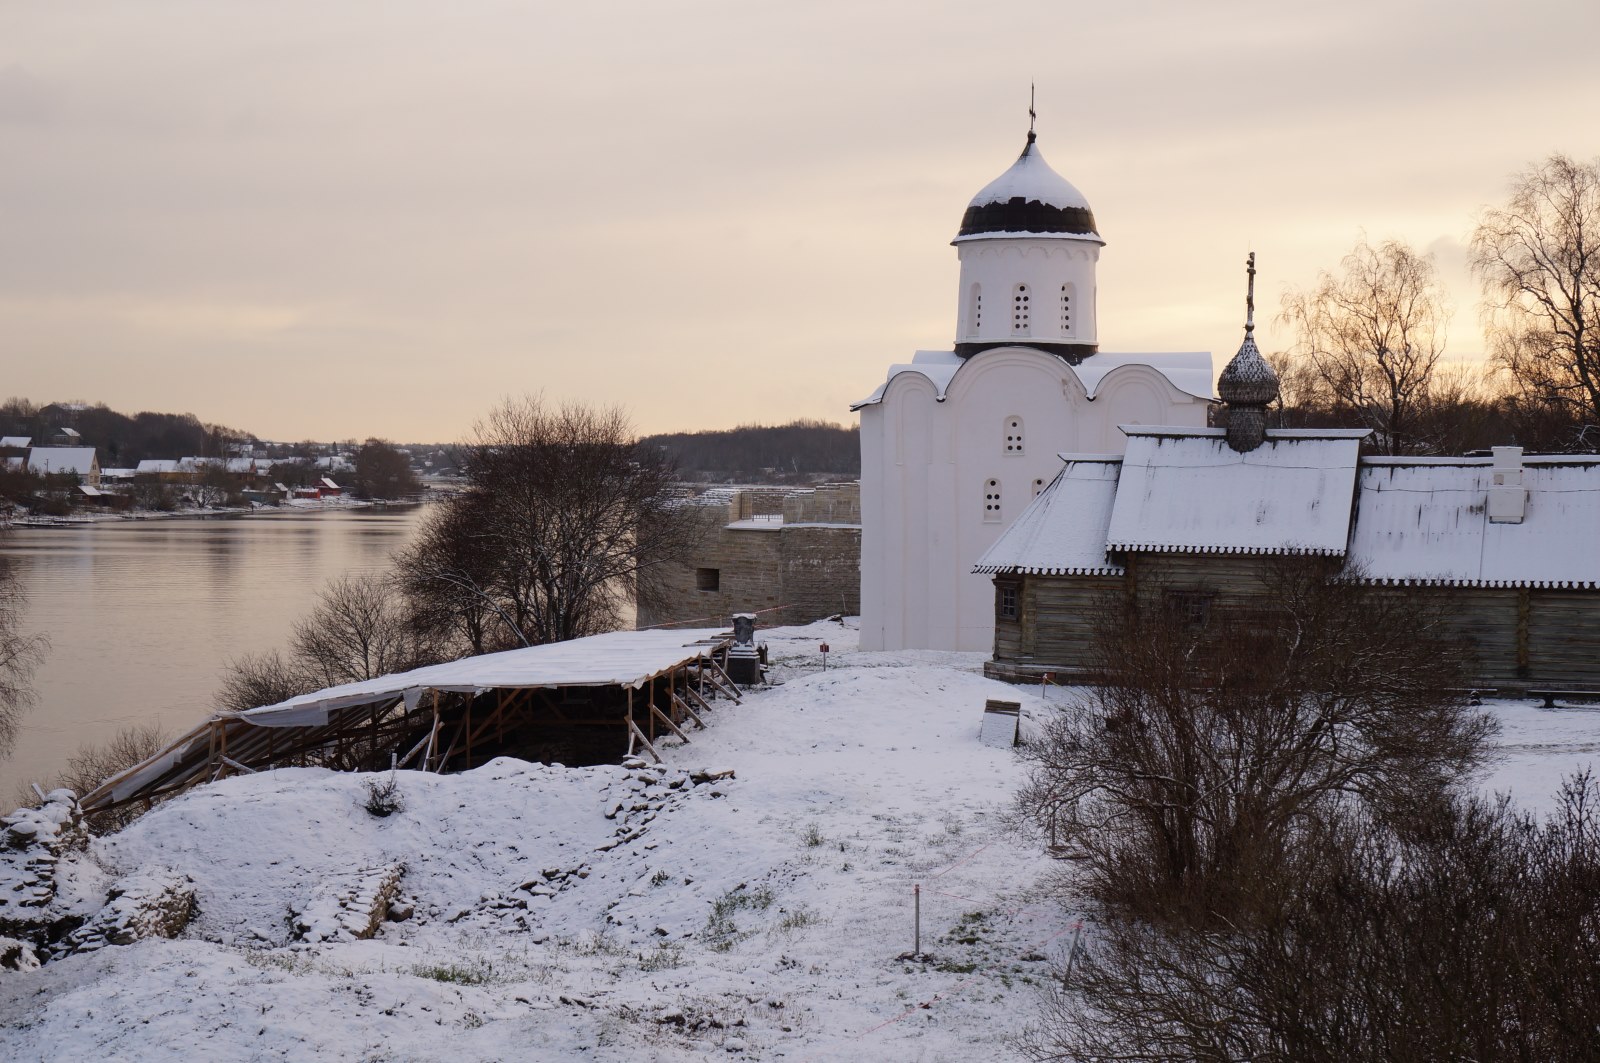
[0, 622, 1076, 1061]
[1, 620, 1593, 1062]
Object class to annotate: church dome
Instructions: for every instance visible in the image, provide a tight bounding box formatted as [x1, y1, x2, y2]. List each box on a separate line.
[956, 133, 1101, 241]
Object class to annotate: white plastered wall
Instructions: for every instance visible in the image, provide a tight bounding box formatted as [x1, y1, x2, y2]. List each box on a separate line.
[857, 347, 1209, 652]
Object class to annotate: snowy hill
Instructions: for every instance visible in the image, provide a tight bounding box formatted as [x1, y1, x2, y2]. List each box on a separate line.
[1, 621, 1593, 1061]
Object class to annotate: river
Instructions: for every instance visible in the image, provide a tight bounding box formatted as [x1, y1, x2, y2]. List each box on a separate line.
[0, 507, 426, 801]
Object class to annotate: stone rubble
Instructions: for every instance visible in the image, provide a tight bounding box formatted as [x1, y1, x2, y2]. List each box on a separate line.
[292, 863, 405, 944]
[59, 870, 197, 956]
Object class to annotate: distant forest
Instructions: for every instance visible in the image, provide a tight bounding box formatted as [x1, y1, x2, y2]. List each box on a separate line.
[0, 398, 253, 466]
[641, 420, 859, 483]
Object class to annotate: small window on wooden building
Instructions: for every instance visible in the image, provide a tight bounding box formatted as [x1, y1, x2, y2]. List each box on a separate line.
[1165, 590, 1214, 626]
[998, 583, 1019, 620]
[983, 479, 1002, 522]
[1004, 416, 1024, 455]
[695, 567, 720, 592]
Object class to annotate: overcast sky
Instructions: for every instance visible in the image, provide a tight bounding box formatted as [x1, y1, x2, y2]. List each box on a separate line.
[3, 1, 1598, 442]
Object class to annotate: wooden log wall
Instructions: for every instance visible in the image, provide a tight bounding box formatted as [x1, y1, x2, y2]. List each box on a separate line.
[990, 557, 1600, 692]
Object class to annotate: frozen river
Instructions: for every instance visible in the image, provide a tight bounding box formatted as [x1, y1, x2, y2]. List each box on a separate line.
[0, 506, 425, 801]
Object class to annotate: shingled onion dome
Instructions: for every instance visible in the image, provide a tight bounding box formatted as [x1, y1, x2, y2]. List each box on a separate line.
[955, 131, 1102, 241]
[1219, 252, 1279, 453]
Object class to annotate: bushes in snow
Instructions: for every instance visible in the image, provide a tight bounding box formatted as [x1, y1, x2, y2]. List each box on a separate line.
[1011, 561, 1600, 1060]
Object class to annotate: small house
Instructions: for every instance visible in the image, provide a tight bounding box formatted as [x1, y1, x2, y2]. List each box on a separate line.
[27, 446, 101, 486]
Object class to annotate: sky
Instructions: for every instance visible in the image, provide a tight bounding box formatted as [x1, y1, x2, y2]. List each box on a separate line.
[3, 1, 1598, 442]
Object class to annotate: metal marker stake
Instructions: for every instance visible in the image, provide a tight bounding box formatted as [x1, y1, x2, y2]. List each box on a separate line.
[914, 883, 921, 957]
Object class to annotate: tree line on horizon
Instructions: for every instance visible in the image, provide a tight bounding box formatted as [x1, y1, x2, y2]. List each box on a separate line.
[640, 419, 860, 482]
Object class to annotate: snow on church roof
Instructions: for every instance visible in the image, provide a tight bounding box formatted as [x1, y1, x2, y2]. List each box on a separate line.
[1104, 428, 1368, 555]
[850, 349, 1213, 410]
[955, 134, 1101, 242]
[1346, 457, 1600, 588]
[975, 458, 1124, 576]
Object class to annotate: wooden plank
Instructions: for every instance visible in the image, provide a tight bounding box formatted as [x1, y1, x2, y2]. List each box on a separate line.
[671, 691, 706, 730]
[703, 657, 743, 702]
[683, 683, 715, 719]
[626, 716, 662, 764]
[650, 701, 691, 743]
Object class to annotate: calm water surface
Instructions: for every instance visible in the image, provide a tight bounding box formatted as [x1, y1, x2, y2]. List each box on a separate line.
[0, 507, 425, 798]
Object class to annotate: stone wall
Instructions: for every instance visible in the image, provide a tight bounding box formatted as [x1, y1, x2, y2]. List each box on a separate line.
[639, 484, 861, 629]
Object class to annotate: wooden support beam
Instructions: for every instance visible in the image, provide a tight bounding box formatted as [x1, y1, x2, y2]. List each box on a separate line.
[219, 755, 256, 775]
[650, 701, 691, 743]
[703, 658, 742, 702]
[626, 716, 662, 764]
[671, 692, 706, 730]
[682, 683, 715, 720]
[422, 690, 442, 770]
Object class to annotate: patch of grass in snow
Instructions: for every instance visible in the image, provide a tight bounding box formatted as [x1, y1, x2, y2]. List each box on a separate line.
[244, 951, 316, 975]
[638, 942, 683, 971]
[410, 957, 500, 985]
[776, 906, 820, 932]
[570, 929, 627, 957]
[800, 822, 826, 848]
[649, 868, 671, 887]
[703, 884, 776, 952]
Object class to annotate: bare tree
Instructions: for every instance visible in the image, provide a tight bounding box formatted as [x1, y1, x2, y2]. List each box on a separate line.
[395, 396, 702, 647]
[217, 649, 318, 714]
[1279, 238, 1450, 454]
[0, 549, 48, 760]
[217, 574, 439, 714]
[19, 723, 170, 833]
[291, 573, 437, 688]
[1470, 153, 1600, 443]
[1015, 560, 1491, 915]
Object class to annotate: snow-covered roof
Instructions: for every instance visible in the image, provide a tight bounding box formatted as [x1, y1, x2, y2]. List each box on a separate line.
[136, 459, 179, 474]
[1104, 428, 1367, 555]
[239, 629, 731, 729]
[954, 134, 1101, 243]
[1345, 457, 1600, 588]
[0, 436, 30, 448]
[27, 446, 97, 476]
[974, 458, 1124, 576]
[320, 477, 341, 490]
[1074, 352, 1215, 403]
[851, 348, 1213, 410]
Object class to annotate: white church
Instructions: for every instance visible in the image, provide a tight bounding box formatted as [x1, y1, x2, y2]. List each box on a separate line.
[853, 129, 1215, 651]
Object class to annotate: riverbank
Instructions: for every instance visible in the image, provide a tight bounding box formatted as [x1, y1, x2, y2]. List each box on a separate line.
[3, 495, 434, 529]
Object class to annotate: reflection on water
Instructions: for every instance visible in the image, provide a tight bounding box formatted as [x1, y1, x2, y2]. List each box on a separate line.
[0, 508, 424, 799]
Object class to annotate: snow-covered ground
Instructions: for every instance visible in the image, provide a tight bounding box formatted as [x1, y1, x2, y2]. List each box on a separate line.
[1, 620, 1594, 1061]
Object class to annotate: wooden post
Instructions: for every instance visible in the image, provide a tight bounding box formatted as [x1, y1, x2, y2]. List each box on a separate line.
[423, 690, 441, 770]
[626, 716, 662, 764]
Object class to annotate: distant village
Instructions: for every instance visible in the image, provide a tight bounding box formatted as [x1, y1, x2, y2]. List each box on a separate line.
[0, 401, 458, 523]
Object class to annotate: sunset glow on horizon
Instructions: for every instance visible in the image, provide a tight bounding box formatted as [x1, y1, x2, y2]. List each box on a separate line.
[4, 1, 1598, 441]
